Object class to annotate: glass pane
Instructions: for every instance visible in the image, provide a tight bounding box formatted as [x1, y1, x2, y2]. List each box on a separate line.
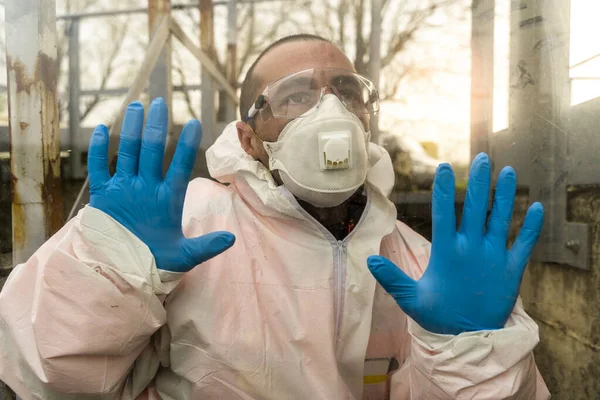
[0, 1, 599, 399]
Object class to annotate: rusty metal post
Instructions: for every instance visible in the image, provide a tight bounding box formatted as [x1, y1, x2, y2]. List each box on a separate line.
[5, 0, 63, 266]
[200, 0, 217, 148]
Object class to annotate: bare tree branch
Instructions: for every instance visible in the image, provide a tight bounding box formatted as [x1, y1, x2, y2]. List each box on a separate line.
[242, 2, 298, 74]
[176, 7, 225, 72]
[382, 0, 467, 69]
[80, 21, 129, 121]
[237, 2, 257, 76]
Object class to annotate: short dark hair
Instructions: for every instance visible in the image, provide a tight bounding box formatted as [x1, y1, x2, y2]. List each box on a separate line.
[239, 34, 334, 123]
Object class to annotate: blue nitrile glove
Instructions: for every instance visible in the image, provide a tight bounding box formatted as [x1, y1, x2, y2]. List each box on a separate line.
[367, 153, 544, 335]
[88, 98, 235, 272]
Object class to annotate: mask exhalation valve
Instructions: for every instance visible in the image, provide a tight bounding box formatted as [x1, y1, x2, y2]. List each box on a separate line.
[318, 131, 352, 171]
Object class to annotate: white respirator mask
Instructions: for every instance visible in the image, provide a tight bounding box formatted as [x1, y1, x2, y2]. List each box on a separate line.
[262, 94, 371, 208]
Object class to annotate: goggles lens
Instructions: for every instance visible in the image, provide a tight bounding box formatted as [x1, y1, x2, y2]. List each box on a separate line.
[251, 68, 379, 122]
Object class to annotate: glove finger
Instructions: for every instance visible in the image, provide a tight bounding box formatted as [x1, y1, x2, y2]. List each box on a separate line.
[88, 124, 111, 188]
[459, 152, 491, 240]
[139, 98, 169, 183]
[165, 119, 202, 192]
[507, 202, 544, 276]
[486, 166, 517, 245]
[431, 163, 456, 247]
[367, 256, 417, 313]
[180, 231, 236, 271]
[116, 101, 145, 177]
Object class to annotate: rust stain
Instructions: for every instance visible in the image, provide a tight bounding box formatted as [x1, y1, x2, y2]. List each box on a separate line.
[10, 175, 26, 248]
[40, 90, 63, 237]
[19, 122, 29, 131]
[39, 48, 62, 237]
[6, 56, 35, 94]
[6, 51, 58, 95]
[41, 168, 63, 237]
[34, 51, 58, 90]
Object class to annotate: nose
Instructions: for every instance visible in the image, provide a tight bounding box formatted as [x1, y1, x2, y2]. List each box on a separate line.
[320, 84, 342, 98]
[316, 86, 351, 114]
[321, 85, 336, 95]
[319, 85, 348, 109]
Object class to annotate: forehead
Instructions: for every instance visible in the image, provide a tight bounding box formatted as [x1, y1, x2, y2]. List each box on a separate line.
[253, 41, 355, 91]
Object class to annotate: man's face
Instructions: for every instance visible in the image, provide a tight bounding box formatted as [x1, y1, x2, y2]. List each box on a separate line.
[237, 41, 369, 168]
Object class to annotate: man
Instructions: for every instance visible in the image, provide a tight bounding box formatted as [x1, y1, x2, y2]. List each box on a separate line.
[0, 34, 550, 399]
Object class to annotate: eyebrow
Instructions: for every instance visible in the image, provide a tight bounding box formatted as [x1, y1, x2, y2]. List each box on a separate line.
[272, 75, 314, 94]
[268, 72, 360, 96]
[330, 74, 361, 87]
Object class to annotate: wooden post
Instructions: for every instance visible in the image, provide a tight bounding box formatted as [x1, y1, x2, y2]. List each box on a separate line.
[470, 0, 495, 159]
[200, 0, 217, 148]
[148, 0, 173, 129]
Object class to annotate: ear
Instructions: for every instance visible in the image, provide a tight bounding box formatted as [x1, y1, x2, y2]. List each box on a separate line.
[236, 121, 261, 159]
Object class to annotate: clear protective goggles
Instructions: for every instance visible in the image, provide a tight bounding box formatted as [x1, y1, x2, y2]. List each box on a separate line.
[245, 68, 380, 123]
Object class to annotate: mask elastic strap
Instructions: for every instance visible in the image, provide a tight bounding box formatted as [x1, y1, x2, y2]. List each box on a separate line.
[246, 123, 265, 145]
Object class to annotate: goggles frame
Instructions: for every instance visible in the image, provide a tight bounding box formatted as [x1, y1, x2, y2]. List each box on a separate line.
[245, 68, 380, 124]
